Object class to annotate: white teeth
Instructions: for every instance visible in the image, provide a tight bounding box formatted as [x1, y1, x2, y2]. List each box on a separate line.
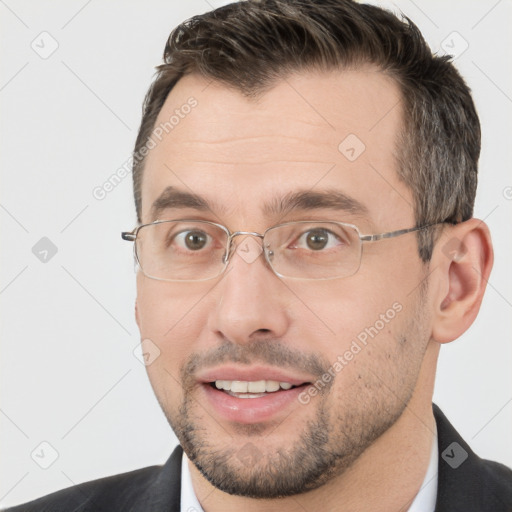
[247, 380, 266, 393]
[215, 380, 231, 391]
[266, 380, 280, 392]
[226, 391, 267, 399]
[214, 380, 295, 393]
[230, 381, 248, 393]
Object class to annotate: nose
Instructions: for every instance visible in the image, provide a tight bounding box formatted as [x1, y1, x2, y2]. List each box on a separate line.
[208, 236, 290, 344]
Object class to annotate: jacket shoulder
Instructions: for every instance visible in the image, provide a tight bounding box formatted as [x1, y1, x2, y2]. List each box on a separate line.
[433, 404, 512, 511]
[3, 465, 161, 512]
[474, 457, 512, 508]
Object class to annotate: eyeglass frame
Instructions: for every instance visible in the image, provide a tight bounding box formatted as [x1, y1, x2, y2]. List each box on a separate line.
[121, 219, 445, 282]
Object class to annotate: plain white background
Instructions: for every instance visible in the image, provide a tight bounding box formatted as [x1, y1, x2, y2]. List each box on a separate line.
[1, 0, 511, 507]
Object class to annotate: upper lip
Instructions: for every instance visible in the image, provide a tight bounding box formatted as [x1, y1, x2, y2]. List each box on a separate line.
[197, 365, 314, 386]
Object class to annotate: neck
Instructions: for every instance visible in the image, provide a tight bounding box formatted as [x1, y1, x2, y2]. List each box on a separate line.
[189, 342, 439, 512]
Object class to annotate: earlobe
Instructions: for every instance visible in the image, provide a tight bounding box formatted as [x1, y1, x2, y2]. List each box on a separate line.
[135, 299, 140, 328]
[431, 219, 493, 344]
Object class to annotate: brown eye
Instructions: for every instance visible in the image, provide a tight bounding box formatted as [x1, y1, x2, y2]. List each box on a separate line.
[305, 229, 329, 250]
[185, 231, 208, 251]
[175, 229, 210, 251]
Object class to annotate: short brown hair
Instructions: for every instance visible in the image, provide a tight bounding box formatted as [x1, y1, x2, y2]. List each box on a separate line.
[131, 0, 480, 261]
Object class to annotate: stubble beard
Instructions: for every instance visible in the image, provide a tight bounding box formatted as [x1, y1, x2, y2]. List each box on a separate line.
[168, 391, 403, 499]
[160, 291, 429, 498]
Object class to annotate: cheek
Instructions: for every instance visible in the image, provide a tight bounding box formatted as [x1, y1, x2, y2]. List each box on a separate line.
[290, 278, 404, 348]
[288, 269, 424, 392]
[136, 277, 209, 367]
[318, 294, 427, 415]
[136, 279, 210, 414]
[137, 276, 203, 329]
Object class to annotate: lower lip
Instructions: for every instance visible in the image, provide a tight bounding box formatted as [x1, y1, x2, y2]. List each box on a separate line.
[201, 384, 307, 424]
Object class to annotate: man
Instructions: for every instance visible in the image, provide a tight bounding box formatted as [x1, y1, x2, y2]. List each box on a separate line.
[5, 0, 512, 511]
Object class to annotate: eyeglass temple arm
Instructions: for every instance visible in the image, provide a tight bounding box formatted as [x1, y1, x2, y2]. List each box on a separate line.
[360, 225, 436, 242]
[122, 231, 136, 241]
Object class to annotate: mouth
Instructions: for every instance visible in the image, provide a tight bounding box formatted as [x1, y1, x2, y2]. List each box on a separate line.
[197, 368, 314, 424]
[210, 379, 305, 398]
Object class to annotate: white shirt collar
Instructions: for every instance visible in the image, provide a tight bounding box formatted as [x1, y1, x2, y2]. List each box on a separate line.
[180, 426, 438, 512]
[180, 452, 205, 512]
[407, 423, 439, 512]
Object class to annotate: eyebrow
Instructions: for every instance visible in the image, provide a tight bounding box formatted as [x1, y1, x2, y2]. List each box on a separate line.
[263, 189, 369, 218]
[150, 186, 225, 221]
[149, 186, 369, 222]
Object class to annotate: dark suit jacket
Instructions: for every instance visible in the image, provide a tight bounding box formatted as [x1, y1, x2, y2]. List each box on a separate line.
[4, 404, 512, 511]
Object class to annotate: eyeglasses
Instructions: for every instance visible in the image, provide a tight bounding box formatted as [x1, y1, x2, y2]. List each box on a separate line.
[122, 219, 441, 282]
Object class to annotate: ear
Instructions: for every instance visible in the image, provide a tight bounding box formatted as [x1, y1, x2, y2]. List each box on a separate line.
[430, 219, 493, 344]
[135, 299, 140, 328]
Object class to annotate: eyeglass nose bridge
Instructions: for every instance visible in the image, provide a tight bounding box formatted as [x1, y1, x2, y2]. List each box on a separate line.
[223, 230, 266, 265]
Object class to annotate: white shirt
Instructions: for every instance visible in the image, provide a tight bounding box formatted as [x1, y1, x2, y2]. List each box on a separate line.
[407, 424, 439, 512]
[180, 452, 205, 512]
[180, 429, 438, 512]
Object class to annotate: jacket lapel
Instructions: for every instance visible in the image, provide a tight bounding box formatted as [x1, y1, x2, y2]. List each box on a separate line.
[433, 403, 512, 511]
[128, 408, 512, 511]
[130, 445, 183, 512]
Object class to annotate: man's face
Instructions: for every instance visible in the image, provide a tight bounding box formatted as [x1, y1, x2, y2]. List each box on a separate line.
[135, 70, 433, 497]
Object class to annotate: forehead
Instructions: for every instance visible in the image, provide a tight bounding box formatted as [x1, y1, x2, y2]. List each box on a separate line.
[140, 69, 413, 229]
